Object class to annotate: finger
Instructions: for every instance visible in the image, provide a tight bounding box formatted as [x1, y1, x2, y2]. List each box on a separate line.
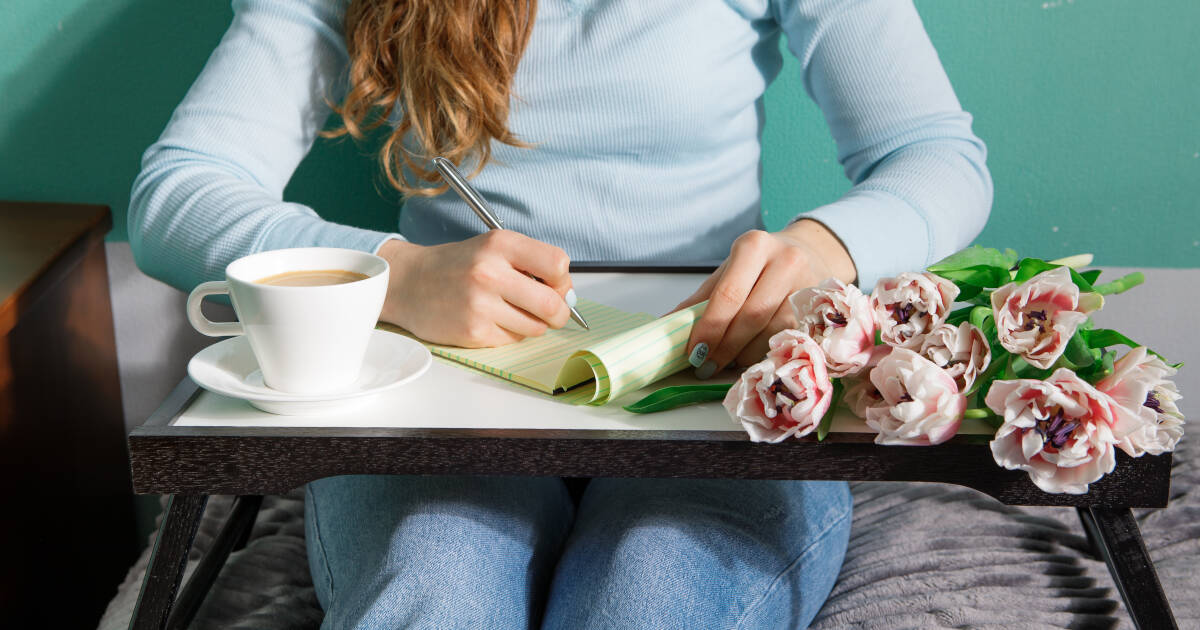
[493, 299, 552, 339]
[670, 262, 725, 314]
[676, 268, 724, 370]
[468, 325, 523, 348]
[735, 300, 795, 367]
[499, 267, 571, 329]
[687, 235, 770, 375]
[453, 290, 526, 348]
[707, 257, 796, 372]
[495, 231, 573, 296]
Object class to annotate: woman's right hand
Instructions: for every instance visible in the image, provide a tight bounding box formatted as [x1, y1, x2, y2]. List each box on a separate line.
[376, 232, 573, 347]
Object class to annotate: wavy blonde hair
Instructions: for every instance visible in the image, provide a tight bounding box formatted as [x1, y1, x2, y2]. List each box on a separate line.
[326, 0, 537, 196]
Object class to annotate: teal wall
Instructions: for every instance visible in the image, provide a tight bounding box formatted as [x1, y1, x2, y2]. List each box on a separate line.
[2, 1, 1197, 267]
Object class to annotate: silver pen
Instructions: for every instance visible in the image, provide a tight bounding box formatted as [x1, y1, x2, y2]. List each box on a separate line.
[432, 156, 590, 330]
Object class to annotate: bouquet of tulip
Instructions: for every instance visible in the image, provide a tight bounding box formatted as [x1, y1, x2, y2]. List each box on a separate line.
[627, 246, 1185, 495]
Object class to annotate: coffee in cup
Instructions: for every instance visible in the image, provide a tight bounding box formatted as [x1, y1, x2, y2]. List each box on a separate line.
[256, 269, 369, 287]
[186, 247, 389, 394]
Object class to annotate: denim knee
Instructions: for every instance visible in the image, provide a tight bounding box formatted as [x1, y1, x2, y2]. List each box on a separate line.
[305, 475, 574, 630]
[541, 479, 852, 630]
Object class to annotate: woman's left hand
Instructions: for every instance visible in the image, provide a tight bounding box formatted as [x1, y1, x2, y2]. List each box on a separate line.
[675, 219, 857, 377]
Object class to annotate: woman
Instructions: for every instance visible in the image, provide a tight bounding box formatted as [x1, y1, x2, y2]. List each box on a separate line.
[130, 0, 991, 627]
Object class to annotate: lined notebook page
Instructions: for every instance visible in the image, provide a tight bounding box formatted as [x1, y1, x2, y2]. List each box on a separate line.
[383, 299, 706, 405]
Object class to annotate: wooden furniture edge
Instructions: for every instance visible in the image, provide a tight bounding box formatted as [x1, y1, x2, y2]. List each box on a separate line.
[0, 202, 111, 338]
[129, 381, 1171, 507]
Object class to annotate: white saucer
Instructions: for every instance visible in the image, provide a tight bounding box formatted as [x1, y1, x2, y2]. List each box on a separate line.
[187, 330, 432, 416]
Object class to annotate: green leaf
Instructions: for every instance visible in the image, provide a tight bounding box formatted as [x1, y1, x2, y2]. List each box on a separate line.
[1012, 258, 1096, 293]
[946, 306, 974, 326]
[929, 247, 1019, 292]
[956, 283, 984, 301]
[816, 379, 845, 441]
[1063, 331, 1094, 368]
[1003, 353, 1017, 379]
[1080, 269, 1102, 285]
[1079, 329, 1181, 368]
[1081, 328, 1137, 349]
[1092, 272, 1145, 296]
[967, 291, 995, 307]
[623, 384, 733, 414]
[1013, 258, 1058, 283]
[928, 245, 1019, 274]
[934, 265, 1012, 289]
[1012, 356, 1054, 380]
[1067, 268, 1096, 293]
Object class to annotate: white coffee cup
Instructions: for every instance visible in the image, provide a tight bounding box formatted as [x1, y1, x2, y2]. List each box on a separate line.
[186, 247, 389, 394]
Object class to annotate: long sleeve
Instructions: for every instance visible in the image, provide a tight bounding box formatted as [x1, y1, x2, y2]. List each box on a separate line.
[128, 0, 400, 292]
[777, 0, 993, 289]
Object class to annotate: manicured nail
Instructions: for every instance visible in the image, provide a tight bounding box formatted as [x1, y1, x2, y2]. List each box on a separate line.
[695, 361, 718, 380]
[688, 342, 709, 368]
[565, 288, 578, 308]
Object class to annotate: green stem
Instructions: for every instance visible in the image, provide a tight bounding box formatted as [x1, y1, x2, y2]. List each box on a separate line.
[968, 305, 992, 330]
[962, 408, 990, 419]
[1092, 272, 1144, 296]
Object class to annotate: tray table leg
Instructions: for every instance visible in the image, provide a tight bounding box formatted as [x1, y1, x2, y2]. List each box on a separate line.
[1076, 506, 1178, 630]
[128, 494, 208, 630]
[166, 495, 264, 629]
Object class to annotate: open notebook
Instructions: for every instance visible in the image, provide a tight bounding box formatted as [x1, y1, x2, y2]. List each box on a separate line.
[382, 300, 706, 405]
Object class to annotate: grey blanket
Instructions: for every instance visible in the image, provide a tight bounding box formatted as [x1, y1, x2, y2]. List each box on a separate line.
[813, 438, 1199, 629]
[99, 435, 1198, 629]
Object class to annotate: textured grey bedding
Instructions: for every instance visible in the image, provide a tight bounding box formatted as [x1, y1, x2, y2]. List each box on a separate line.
[98, 435, 1198, 629]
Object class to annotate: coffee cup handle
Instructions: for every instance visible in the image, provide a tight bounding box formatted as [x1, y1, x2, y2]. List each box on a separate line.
[186, 281, 245, 337]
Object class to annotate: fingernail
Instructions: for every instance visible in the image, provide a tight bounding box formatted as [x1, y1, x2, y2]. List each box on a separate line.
[695, 361, 718, 380]
[688, 342, 709, 368]
[565, 288, 578, 308]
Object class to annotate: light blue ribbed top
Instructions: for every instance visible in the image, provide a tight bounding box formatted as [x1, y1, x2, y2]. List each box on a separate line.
[129, 0, 992, 292]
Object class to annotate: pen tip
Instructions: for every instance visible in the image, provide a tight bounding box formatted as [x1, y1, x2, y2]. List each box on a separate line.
[569, 305, 589, 330]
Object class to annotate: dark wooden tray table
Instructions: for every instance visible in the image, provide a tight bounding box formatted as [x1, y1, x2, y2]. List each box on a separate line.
[126, 268, 1181, 630]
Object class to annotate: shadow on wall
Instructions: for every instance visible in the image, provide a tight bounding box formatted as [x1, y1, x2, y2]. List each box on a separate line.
[0, 0, 401, 243]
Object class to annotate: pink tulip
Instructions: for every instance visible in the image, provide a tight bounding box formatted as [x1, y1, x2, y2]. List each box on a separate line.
[866, 348, 966, 445]
[787, 278, 878, 377]
[991, 267, 1103, 370]
[985, 369, 1122, 494]
[1096, 347, 1184, 456]
[918, 321, 991, 392]
[871, 272, 959, 349]
[841, 345, 891, 419]
[724, 332, 833, 443]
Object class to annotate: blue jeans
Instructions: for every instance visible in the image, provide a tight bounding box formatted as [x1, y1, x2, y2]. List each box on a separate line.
[305, 476, 851, 629]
